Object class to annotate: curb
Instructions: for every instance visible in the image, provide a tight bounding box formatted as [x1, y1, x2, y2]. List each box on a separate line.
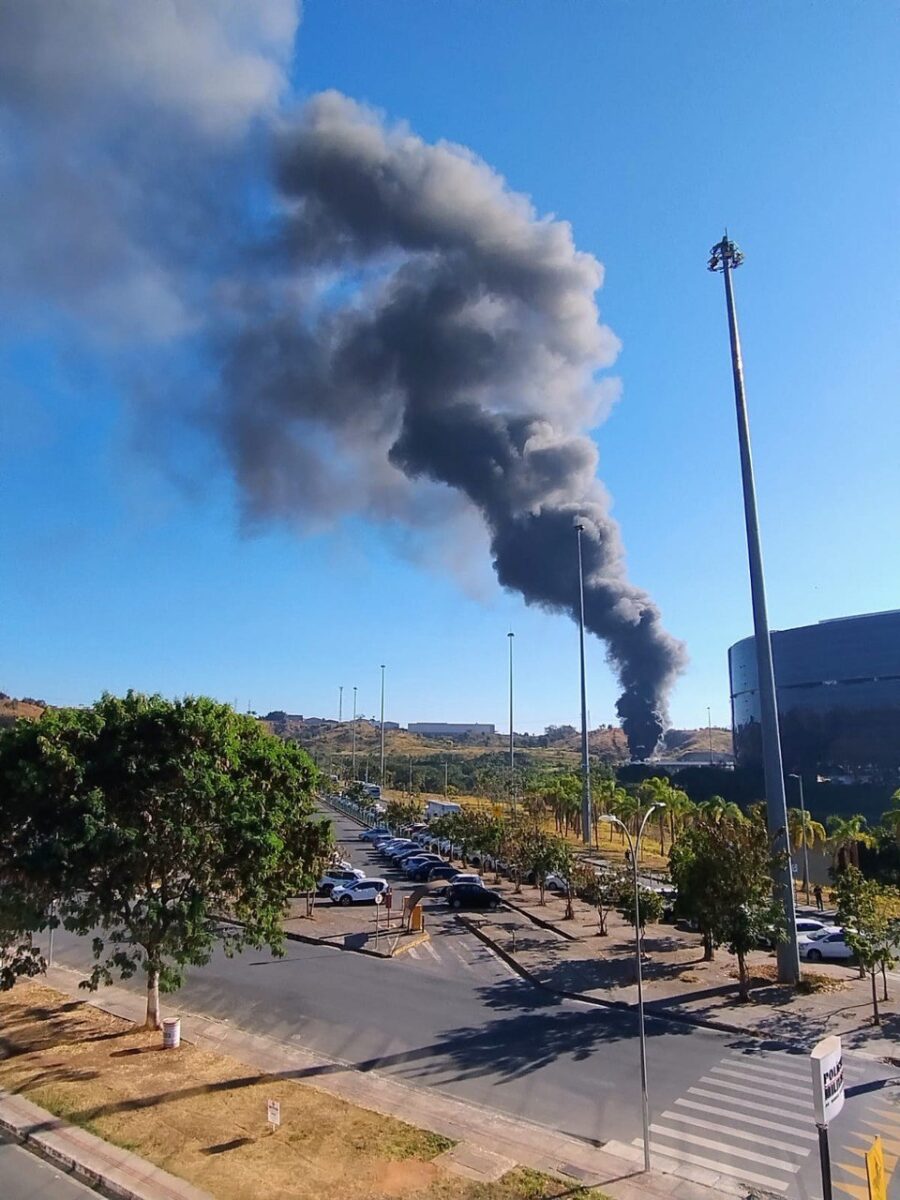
[457, 915, 759, 1039]
[497, 894, 582, 941]
[0, 1089, 212, 1200]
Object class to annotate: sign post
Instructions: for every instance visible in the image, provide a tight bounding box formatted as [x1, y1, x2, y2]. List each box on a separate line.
[810, 1035, 844, 1200]
[267, 1098, 281, 1133]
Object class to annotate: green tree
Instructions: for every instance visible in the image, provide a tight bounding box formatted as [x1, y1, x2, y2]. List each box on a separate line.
[882, 790, 900, 845]
[572, 864, 623, 936]
[519, 829, 569, 904]
[670, 812, 786, 998]
[833, 867, 898, 1023]
[617, 883, 664, 947]
[384, 798, 424, 830]
[0, 693, 331, 1027]
[827, 814, 876, 873]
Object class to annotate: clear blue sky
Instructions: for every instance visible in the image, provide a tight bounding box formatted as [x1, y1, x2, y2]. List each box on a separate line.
[2, 1, 898, 734]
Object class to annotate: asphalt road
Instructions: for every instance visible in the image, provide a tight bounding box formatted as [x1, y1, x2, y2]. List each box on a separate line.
[44, 808, 900, 1199]
[0, 1136, 100, 1199]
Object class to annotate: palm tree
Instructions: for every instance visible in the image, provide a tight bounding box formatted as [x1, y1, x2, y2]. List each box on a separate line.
[698, 795, 744, 822]
[826, 814, 876, 872]
[787, 807, 826, 895]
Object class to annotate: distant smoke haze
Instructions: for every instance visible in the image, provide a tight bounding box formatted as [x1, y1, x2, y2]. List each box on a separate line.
[0, 10, 686, 756]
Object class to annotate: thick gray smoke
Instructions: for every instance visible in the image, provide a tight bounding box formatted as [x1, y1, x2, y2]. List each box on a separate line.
[223, 93, 686, 755]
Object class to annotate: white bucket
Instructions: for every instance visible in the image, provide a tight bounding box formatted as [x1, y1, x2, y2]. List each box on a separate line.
[162, 1017, 181, 1049]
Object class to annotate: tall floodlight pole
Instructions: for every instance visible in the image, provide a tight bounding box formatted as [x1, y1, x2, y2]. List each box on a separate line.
[708, 234, 799, 984]
[575, 524, 592, 845]
[508, 632, 516, 813]
[352, 686, 358, 777]
[707, 706, 714, 765]
[789, 773, 812, 906]
[379, 665, 386, 787]
[339, 685, 343, 723]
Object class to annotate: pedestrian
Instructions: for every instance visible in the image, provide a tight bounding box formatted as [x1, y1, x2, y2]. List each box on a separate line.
[813, 883, 823, 911]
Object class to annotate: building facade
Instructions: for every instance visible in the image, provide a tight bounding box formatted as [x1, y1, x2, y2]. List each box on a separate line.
[729, 610, 900, 775]
[407, 722, 496, 737]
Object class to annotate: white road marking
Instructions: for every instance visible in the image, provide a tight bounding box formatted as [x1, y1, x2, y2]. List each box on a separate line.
[675, 1098, 817, 1140]
[703, 1074, 814, 1107]
[406, 946, 420, 960]
[660, 1110, 809, 1155]
[423, 941, 440, 961]
[631, 1139, 789, 1192]
[448, 944, 474, 970]
[648, 1124, 801, 1172]
[710, 1065, 813, 1095]
[688, 1086, 816, 1122]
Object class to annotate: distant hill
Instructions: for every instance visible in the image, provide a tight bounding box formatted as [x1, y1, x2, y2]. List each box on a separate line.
[0, 693, 47, 729]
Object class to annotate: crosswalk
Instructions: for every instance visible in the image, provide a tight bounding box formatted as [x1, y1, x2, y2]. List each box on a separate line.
[624, 1048, 870, 1197]
[402, 932, 520, 980]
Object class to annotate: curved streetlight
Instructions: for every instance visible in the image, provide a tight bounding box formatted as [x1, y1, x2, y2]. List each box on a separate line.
[597, 802, 665, 1173]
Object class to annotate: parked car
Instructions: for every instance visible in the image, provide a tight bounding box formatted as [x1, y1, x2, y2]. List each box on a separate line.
[451, 873, 485, 887]
[796, 918, 829, 936]
[360, 828, 391, 843]
[379, 839, 415, 857]
[331, 878, 389, 906]
[544, 872, 569, 894]
[446, 882, 503, 911]
[391, 846, 426, 865]
[317, 867, 365, 896]
[403, 854, 443, 878]
[423, 863, 461, 883]
[799, 927, 854, 961]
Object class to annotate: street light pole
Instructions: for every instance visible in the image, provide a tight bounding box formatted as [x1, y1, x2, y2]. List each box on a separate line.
[380, 664, 386, 788]
[352, 686, 358, 777]
[708, 234, 799, 984]
[599, 804, 664, 1173]
[707, 706, 713, 766]
[575, 523, 592, 845]
[339, 685, 343, 723]
[508, 631, 516, 813]
[444, 759, 449, 799]
[789, 773, 812, 906]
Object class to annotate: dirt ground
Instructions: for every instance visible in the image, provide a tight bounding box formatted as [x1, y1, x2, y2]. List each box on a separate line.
[0, 981, 607, 1200]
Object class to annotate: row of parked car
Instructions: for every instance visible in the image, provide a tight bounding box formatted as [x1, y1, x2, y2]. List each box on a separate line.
[358, 825, 503, 910]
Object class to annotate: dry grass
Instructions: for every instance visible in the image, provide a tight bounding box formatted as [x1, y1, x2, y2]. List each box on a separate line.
[0, 982, 608, 1200]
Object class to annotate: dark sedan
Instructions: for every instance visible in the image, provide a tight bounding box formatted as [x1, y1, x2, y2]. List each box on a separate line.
[424, 863, 461, 883]
[446, 882, 502, 911]
[406, 859, 452, 882]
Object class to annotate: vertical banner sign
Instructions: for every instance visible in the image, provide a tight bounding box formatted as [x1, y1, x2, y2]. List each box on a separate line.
[865, 1136, 886, 1200]
[811, 1035, 845, 1125]
[267, 1098, 281, 1131]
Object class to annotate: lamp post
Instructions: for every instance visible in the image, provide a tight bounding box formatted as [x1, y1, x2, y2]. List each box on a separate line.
[408, 754, 413, 795]
[352, 686, 358, 777]
[380, 664, 386, 788]
[444, 759, 449, 799]
[598, 805, 664, 1171]
[339, 685, 343, 723]
[508, 631, 516, 813]
[789, 773, 812, 906]
[707, 706, 714, 766]
[575, 523, 592, 845]
[708, 234, 799, 984]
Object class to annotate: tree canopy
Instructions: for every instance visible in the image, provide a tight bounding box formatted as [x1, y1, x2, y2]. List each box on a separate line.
[0, 692, 331, 1026]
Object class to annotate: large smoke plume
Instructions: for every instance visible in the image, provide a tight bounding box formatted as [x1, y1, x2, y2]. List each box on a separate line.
[225, 93, 686, 755]
[0, 5, 685, 756]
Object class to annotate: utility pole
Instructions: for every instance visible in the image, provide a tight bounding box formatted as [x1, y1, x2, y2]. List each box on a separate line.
[508, 631, 516, 813]
[575, 523, 592, 844]
[380, 664, 386, 788]
[708, 234, 799, 984]
[351, 686, 358, 778]
[707, 706, 714, 766]
[339, 685, 343, 723]
[408, 754, 413, 795]
[444, 759, 449, 799]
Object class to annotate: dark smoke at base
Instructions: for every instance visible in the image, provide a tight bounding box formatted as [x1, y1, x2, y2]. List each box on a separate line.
[221, 91, 686, 757]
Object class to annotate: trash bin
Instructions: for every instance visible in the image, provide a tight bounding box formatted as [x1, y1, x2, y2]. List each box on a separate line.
[162, 1017, 181, 1049]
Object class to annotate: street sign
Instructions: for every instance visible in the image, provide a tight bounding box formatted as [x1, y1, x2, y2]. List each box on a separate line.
[810, 1035, 844, 1125]
[865, 1136, 886, 1200]
[267, 1098, 281, 1130]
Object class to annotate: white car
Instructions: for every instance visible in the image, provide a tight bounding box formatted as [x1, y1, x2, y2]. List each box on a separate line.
[545, 872, 570, 893]
[795, 917, 829, 936]
[317, 867, 365, 895]
[331, 878, 389, 906]
[451, 873, 485, 887]
[798, 926, 853, 961]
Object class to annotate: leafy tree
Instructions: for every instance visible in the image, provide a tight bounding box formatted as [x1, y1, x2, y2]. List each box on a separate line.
[384, 798, 424, 830]
[697, 795, 745, 823]
[518, 829, 569, 904]
[787, 807, 826, 894]
[882, 789, 900, 845]
[670, 812, 786, 997]
[0, 693, 331, 1027]
[833, 867, 899, 1023]
[827, 814, 876, 873]
[572, 864, 623, 936]
[617, 883, 664, 946]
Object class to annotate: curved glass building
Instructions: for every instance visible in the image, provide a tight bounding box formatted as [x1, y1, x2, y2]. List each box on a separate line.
[729, 610, 900, 774]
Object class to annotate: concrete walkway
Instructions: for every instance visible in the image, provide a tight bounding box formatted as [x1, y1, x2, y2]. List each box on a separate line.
[43, 965, 729, 1200]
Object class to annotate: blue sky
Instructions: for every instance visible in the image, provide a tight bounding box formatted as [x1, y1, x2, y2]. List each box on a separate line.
[2, 1, 899, 734]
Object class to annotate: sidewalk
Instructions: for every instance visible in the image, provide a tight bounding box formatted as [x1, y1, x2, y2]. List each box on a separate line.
[42, 966, 730, 1200]
[0, 1087, 212, 1200]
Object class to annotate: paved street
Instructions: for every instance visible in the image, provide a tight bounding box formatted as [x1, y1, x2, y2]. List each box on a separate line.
[0, 1136, 100, 1199]
[45, 808, 900, 1199]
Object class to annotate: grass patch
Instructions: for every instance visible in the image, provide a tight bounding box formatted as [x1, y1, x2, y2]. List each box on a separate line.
[0, 981, 611, 1200]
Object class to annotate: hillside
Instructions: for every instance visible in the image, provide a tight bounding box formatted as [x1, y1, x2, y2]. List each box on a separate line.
[0, 693, 47, 729]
